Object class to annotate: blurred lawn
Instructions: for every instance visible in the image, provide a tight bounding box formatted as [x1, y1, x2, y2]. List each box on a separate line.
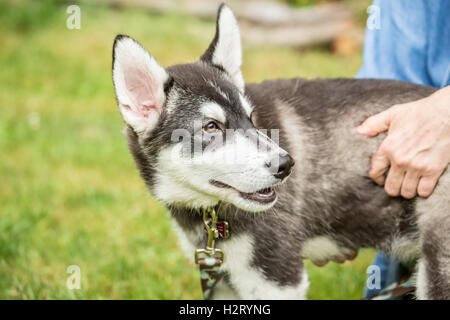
[0, 0, 374, 299]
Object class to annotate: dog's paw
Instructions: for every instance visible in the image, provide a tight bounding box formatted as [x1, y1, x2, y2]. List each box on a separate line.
[311, 250, 358, 267]
[302, 236, 359, 267]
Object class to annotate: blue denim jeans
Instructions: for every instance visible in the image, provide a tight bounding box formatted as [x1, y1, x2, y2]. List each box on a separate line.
[364, 253, 409, 299]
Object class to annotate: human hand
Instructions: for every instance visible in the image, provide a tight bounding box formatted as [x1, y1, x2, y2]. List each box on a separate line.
[356, 86, 450, 199]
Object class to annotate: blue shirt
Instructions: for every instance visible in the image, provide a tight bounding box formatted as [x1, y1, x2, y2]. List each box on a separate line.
[356, 0, 450, 88]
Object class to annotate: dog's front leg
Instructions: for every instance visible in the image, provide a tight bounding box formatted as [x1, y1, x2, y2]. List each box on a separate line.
[218, 234, 309, 300]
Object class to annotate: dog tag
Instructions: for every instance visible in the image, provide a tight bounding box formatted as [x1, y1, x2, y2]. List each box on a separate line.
[203, 220, 229, 239]
[217, 221, 229, 238]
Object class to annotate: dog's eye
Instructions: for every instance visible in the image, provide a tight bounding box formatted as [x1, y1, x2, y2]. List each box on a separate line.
[204, 121, 219, 132]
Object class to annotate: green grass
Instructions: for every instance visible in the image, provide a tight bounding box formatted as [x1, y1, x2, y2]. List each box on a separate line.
[0, 0, 373, 299]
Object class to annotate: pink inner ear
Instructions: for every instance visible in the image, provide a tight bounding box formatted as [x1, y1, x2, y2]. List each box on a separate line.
[141, 100, 156, 118]
[124, 68, 162, 117]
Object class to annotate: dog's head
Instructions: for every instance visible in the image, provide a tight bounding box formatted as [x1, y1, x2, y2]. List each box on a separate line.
[112, 4, 294, 212]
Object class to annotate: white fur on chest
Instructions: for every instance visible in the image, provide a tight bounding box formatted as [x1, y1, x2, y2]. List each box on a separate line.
[171, 218, 309, 299]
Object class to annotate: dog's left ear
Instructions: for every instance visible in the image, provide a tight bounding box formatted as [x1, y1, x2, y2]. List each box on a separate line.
[201, 4, 245, 92]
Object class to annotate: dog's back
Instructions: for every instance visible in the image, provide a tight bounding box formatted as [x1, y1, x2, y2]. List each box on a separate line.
[246, 78, 437, 251]
[246, 78, 450, 298]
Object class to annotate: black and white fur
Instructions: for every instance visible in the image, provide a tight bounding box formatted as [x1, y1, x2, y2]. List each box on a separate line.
[112, 4, 450, 299]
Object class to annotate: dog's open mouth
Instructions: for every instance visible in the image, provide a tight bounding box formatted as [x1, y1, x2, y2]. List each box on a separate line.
[210, 180, 276, 203]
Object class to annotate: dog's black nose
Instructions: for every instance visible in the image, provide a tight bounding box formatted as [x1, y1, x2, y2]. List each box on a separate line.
[268, 154, 295, 180]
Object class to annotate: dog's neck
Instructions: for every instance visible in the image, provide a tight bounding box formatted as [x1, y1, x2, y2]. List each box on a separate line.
[168, 203, 255, 235]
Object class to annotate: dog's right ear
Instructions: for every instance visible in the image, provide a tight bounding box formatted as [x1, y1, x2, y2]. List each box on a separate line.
[112, 35, 170, 134]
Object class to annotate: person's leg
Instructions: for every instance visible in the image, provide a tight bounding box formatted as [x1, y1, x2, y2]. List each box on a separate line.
[364, 252, 402, 299]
